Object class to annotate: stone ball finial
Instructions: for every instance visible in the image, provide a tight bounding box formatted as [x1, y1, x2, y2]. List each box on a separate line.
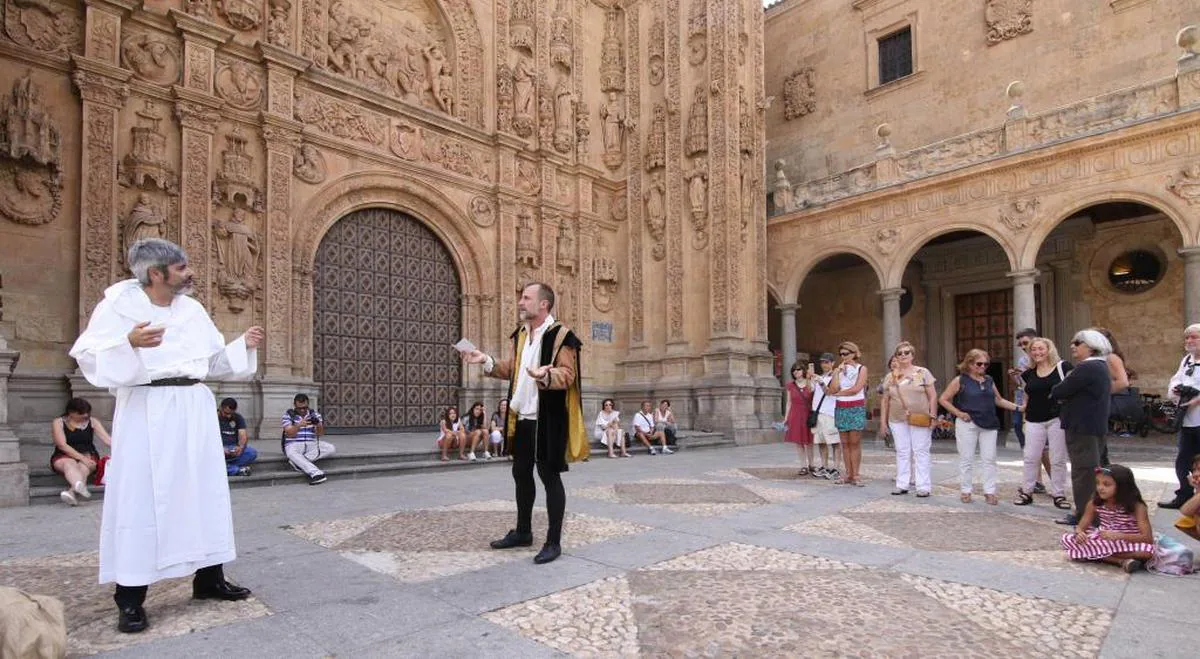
[774, 159, 786, 172]
[1178, 25, 1199, 59]
[875, 123, 892, 140]
[1005, 80, 1025, 100]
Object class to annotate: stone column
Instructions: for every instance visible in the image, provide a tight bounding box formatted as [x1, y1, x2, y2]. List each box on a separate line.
[880, 287, 904, 359]
[1181, 247, 1200, 326]
[777, 304, 799, 379]
[1009, 269, 1040, 334]
[1051, 262, 1072, 345]
[0, 337, 27, 507]
[922, 280, 943, 380]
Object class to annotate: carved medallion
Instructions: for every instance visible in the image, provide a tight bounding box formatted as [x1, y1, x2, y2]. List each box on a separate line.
[293, 143, 327, 184]
[3, 0, 81, 55]
[872, 228, 900, 255]
[215, 61, 264, 111]
[998, 197, 1039, 231]
[121, 33, 181, 85]
[217, 0, 263, 32]
[783, 68, 815, 120]
[469, 196, 494, 227]
[985, 0, 1033, 45]
[1167, 163, 1200, 206]
[390, 121, 422, 160]
[0, 72, 62, 226]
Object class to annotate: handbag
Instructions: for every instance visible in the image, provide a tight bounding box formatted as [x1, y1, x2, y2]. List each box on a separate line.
[807, 386, 827, 429]
[1148, 532, 1195, 576]
[892, 373, 932, 428]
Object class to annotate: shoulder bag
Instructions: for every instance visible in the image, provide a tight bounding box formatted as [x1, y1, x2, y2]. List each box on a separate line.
[807, 381, 827, 429]
[892, 372, 932, 428]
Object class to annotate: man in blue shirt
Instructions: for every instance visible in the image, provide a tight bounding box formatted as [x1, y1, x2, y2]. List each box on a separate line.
[218, 398, 256, 476]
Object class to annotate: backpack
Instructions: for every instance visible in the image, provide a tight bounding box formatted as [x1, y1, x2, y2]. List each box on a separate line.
[1148, 533, 1195, 576]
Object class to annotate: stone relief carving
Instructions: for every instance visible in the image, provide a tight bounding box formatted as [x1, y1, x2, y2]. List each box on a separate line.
[575, 100, 589, 159]
[212, 127, 264, 212]
[599, 6, 624, 92]
[292, 142, 327, 184]
[301, 0, 327, 65]
[985, 0, 1033, 45]
[119, 101, 177, 194]
[738, 86, 753, 155]
[648, 12, 664, 86]
[468, 196, 494, 227]
[1168, 163, 1200, 206]
[294, 89, 386, 146]
[895, 131, 1000, 181]
[783, 68, 815, 120]
[1027, 80, 1176, 147]
[739, 151, 755, 241]
[0, 72, 61, 226]
[3, 0, 81, 55]
[644, 172, 666, 261]
[216, 0, 262, 32]
[599, 91, 627, 169]
[184, 0, 213, 19]
[512, 57, 535, 137]
[687, 0, 706, 66]
[556, 215, 577, 273]
[686, 162, 708, 249]
[516, 159, 540, 196]
[685, 84, 707, 156]
[124, 192, 166, 250]
[422, 131, 492, 182]
[121, 33, 182, 85]
[872, 227, 900, 256]
[215, 60, 264, 111]
[537, 77, 555, 147]
[645, 103, 666, 171]
[771, 160, 792, 212]
[611, 192, 626, 222]
[389, 120, 422, 160]
[550, 0, 572, 71]
[214, 207, 260, 311]
[186, 45, 213, 92]
[515, 206, 539, 280]
[496, 61, 514, 133]
[267, 0, 292, 48]
[998, 197, 1039, 231]
[510, 0, 534, 53]
[592, 235, 618, 313]
[89, 9, 118, 63]
[552, 77, 574, 154]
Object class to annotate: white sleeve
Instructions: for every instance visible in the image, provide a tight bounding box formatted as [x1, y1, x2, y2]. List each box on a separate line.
[1167, 356, 1188, 402]
[69, 301, 151, 388]
[208, 335, 258, 381]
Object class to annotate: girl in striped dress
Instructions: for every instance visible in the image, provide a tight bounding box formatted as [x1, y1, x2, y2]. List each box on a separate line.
[1060, 464, 1154, 573]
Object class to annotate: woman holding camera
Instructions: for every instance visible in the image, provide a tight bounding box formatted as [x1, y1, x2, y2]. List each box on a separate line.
[879, 342, 937, 497]
[1160, 324, 1200, 509]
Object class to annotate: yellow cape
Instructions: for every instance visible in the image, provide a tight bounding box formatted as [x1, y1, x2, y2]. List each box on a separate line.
[504, 323, 589, 464]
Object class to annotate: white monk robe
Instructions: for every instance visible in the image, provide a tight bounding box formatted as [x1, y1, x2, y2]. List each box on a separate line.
[69, 279, 257, 586]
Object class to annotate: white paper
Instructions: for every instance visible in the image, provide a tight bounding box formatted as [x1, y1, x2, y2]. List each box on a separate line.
[453, 338, 477, 353]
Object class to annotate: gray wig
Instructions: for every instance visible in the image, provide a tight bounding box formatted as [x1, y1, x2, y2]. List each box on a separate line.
[1071, 329, 1112, 357]
[128, 238, 187, 286]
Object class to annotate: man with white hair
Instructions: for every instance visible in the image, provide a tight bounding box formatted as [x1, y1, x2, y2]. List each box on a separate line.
[1051, 328, 1113, 526]
[1159, 323, 1200, 509]
[70, 239, 263, 633]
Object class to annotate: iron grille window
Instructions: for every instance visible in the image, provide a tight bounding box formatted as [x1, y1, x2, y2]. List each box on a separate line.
[878, 27, 913, 85]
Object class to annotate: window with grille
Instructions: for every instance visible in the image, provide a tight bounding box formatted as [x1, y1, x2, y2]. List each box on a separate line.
[877, 27, 913, 85]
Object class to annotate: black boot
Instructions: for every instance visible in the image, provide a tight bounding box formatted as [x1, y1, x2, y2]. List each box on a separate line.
[490, 529, 534, 549]
[193, 564, 251, 601]
[533, 543, 561, 565]
[114, 585, 148, 634]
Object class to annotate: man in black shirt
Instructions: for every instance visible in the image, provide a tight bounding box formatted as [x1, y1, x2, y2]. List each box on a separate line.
[218, 398, 256, 476]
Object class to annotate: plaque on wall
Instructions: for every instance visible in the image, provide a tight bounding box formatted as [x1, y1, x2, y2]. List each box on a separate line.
[591, 321, 613, 344]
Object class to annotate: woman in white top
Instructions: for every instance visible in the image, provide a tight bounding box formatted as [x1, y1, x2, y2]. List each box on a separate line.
[654, 400, 678, 446]
[826, 341, 868, 486]
[595, 398, 629, 458]
[438, 406, 467, 462]
[1162, 323, 1200, 509]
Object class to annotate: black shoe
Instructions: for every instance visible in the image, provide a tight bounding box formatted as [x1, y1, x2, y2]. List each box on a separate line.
[533, 543, 561, 565]
[193, 580, 252, 601]
[1054, 514, 1078, 526]
[890, 488, 908, 496]
[490, 529, 534, 549]
[308, 472, 327, 485]
[1158, 498, 1186, 510]
[117, 605, 148, 633]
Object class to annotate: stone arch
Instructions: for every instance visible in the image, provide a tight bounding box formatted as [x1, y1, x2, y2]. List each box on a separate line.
[782, 245, 885, 304]
[291, 170, 491, 378]
[1019, 189, 1196, 270]
[886, 223, 1018, 289]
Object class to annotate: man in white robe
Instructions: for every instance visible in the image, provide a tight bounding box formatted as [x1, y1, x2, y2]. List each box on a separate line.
[70, 238, 263, 633]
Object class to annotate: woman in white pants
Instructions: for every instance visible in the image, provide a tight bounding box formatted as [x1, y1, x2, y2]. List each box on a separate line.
[939, 349, 1024, 505]
[1014, 337, 1072, 509]
[878, 342, 938, 497]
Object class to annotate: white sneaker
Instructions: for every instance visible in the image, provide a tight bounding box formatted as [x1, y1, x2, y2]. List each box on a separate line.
[483, 452, 492, 460]
[661, 447, 675, 455]
[649, 446, 658, 455]
[60, 490, 78, 506]
[468, 452, 477, 461]
[73, 480, 91, 499]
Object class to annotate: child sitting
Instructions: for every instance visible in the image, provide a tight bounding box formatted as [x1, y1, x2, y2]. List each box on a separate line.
[1174, 454, 1200, 541]
[1060, 464, 1154, 573]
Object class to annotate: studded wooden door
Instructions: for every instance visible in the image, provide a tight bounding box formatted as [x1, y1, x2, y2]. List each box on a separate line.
[313, 208, 462, 431]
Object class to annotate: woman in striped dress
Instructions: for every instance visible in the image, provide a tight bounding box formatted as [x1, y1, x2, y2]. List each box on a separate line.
[1060, 464, 1154, 573]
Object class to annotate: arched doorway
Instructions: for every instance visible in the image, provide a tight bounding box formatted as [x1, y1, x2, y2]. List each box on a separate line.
[313, 208, 462, 431]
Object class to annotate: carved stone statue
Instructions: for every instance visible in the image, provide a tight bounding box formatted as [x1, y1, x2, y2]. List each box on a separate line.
[326, 1, 369, 78]
[537, 77, 555, 146]
[600, 92, 626, 168]
[556, 216, 577, 273]
[686, 84, 708, 156]
[266, 0, 292, 48]
[644, 174, 666, 242]
[0, 72, 61, 226]
[425, 45, 452, 114]
[496, 62, 514, 132]
[772, 160, 793, 212]
[575, 101, 590, 158]
[592, 236, 618, 313]
[600, 6, 624, 93]
[124, 192, 166, 250]
[515, 207, 538, 270]
[550, 0, 572, 70]
[687, 168, 707, 220]
[215, 207, 259, 305]
[1, 72, 59, 169]
[512, 58, 535, 137]
[645, 103, 666, 171]
[552, 78, 574, 154]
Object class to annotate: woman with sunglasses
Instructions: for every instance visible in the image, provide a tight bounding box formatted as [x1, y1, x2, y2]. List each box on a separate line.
[1013, 338, 1072, 510]
[50, 397, 111, 506]
[1051, 329, 1114, 526]
[825, 341, 868, 485]
[938, 349, 1023, 505]
[1159, 323, 1200, 510]
[879, 341, 937, 497]
[783, 361, 816, 476]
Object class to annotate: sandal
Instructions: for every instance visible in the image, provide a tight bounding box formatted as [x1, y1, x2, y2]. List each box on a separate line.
[1122, 558, 1145, 574]
[1013, 490, 1034, 506]
[834, 477, 850, 485]
[1053, 496, 1071, 510]
[960, 493, 973, 504]
[798, 467, 810, 477]
[985, 494, 998, 506]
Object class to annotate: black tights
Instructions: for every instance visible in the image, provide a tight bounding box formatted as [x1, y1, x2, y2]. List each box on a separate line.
[113, 564, 223, 608]
[512, 420, 566, 545]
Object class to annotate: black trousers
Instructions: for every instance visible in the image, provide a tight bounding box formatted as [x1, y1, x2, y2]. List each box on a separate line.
[1066, 432, 1102, 517]
[1173, 426, 1200, 501]
[113, 564, 224, 608]
[512, 419, 565, 545]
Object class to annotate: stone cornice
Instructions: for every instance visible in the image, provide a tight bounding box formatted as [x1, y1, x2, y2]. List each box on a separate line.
[71, 54, 131, 80]
[0, 41, 73, 73]
[167, 8, 235, 46]
[297, 130, 495, 196]
[71, 55, 133, 107]
[172, 85, 223, 132]
[84, 0, 139, 13]
[257, 43, 311, 73]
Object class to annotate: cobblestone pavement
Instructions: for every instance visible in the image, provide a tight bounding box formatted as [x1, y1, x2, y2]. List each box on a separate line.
[0, 440, 1195, 657]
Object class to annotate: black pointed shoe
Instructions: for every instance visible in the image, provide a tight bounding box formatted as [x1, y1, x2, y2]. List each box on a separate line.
[193, 580, 252, 601]
[490, 529, 534, 549]
[533, 543, 562, 565]
[117, 605, 148, 633]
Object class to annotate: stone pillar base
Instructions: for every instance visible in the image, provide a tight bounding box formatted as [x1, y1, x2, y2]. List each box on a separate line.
[0, 462, 30, 508]
[257, 376, 319, 442]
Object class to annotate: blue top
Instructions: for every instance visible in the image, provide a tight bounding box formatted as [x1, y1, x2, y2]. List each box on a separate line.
[956, 374, 1000, 430]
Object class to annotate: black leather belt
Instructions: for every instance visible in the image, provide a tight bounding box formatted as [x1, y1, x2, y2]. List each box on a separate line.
[144, 377, 201, 387]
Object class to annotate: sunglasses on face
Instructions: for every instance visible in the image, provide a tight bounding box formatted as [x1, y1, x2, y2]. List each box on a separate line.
[838, 351, 852, 357]
[1070, 340, 1083, 347]
[897, 350, 913, 356]
[974, 361, 989, 367]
